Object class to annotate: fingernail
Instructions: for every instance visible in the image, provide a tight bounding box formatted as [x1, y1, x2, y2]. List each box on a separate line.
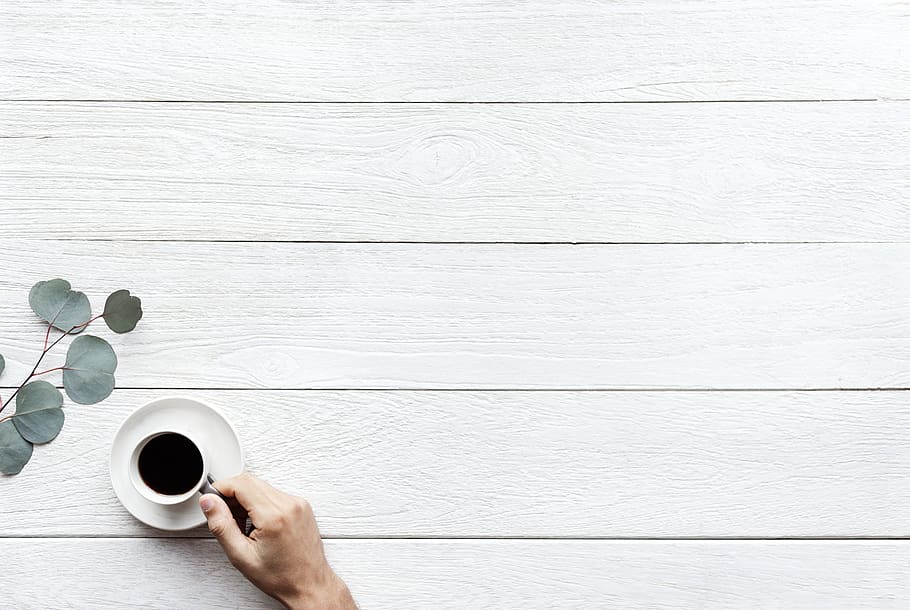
[200, 495, 216, 512]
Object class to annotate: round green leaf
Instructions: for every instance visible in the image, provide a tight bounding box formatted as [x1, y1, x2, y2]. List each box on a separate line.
[0, 420, 33, 475]
[0, 353, 5, 377]
[63, 335, 118, 405]
[14, 381, 65, 444]
[29, 279, 91, 333]
[103, 289, 143, 334]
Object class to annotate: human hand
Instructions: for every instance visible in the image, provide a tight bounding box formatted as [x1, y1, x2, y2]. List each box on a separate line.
[200, 473, 356, 610]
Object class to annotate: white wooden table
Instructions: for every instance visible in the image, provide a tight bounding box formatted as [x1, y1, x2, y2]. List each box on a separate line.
[2, 2, 910, 608]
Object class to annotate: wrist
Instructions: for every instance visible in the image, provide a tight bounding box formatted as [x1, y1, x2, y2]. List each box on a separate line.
[283, 573, 355, 610]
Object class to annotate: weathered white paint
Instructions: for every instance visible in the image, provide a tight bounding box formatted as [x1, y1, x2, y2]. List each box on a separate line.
[2, 241, 909, 389]
[2, 390, 910, 538]
[5, 539, 910, 609]
[1, 1, 909, 101]
[3, 1, 907, 605]
[2, 102, 909, 242]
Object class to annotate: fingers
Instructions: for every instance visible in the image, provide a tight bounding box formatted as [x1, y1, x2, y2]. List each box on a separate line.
[200, 494, 254, 568]
[212, 472, 274, 507]
[213, 473, 285, 527]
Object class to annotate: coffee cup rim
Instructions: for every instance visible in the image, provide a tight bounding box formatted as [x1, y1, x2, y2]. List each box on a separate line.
[129, 430, 207, 506]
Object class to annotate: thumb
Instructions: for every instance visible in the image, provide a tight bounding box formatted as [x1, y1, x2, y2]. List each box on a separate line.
[200, 494, 252, 567]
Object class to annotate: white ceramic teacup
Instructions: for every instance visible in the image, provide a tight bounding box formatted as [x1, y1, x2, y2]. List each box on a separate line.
[128, 429, 208, 505]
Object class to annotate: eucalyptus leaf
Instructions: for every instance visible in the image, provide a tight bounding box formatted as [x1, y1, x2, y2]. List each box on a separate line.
[0, 353, 4, 377]
[14, 381, 65, 444]
[0, 420, 33, 475]
[29, 279, 91, 333]
[63, 335, 117, 405]
[103, 289, 143, 333]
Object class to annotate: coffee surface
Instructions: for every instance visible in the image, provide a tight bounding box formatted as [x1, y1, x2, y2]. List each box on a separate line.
[138, 433, 203, 495]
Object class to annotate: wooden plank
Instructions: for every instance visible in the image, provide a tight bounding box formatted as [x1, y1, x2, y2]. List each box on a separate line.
[2, 102, 910, 242]
[2, 241, 910, 389]
[2, 390, 910, 537]
[5, 538, 910, 609]
[1, 2, 908, 101]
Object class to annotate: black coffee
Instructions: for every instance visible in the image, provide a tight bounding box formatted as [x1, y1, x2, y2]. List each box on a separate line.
[138, 432, 204, 495]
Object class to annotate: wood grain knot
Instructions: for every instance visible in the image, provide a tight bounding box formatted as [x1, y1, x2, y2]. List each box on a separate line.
[393, 133, 477, 187]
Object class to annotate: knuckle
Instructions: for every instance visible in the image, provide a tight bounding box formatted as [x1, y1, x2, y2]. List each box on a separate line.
[208, 519, 228, 537]
[292, 497, 311, 517]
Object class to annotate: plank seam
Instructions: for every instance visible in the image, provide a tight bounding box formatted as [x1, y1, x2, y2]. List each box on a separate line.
[15, 240, 910, 246]
[3, 98, 908, 104]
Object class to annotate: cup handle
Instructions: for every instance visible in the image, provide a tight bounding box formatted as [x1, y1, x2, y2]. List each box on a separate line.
[199, 473, 223, 498]
[199, 473, 252, 536]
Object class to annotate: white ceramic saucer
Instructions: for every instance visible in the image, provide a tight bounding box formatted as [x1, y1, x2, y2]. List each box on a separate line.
[110, 396, 244, 530]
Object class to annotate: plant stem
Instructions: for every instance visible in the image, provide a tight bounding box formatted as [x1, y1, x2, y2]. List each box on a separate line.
[34, 366, 67, 376]
[0, 403, 64, 426]
[0, 314, 102, 415]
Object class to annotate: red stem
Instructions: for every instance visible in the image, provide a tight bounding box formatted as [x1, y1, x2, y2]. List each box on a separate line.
[34, 366, 67, 376]
[0, 314, 103, 415]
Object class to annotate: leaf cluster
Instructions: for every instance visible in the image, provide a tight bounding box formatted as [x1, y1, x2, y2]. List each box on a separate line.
[0, 281, 142, 475]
